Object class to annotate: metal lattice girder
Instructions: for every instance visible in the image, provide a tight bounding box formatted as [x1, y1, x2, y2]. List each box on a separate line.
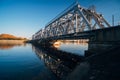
[32, 2, 111, 40]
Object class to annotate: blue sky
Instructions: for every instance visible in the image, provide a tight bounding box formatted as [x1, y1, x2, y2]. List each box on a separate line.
[0, 0, 120, 38]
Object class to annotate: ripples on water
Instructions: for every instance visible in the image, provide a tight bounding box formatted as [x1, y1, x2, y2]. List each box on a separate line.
[0, 40, 88, 80]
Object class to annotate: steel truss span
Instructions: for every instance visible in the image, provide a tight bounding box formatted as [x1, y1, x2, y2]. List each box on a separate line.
[32, 2, 110, 40]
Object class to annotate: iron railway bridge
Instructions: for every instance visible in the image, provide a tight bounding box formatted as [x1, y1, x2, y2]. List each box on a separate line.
[32, 2, 120, 46]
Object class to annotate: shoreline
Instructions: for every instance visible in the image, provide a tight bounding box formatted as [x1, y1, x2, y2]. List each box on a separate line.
[0, 40, 26, 44]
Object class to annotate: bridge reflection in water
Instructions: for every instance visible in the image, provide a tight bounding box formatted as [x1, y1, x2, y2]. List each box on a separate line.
[32, 43, 84, 80]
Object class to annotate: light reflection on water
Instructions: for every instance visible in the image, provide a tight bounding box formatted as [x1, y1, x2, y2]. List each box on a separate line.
[54, 40, 88, 56]
[0, 40, 26, 50]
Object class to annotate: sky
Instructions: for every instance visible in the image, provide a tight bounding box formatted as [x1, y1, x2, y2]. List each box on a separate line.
[0, 0, 120, 38]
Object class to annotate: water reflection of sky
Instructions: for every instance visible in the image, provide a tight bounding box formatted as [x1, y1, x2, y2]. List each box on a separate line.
[0, 42, 88, 80]
[0, 44, 56, 80]
[57, 43, 88, 56]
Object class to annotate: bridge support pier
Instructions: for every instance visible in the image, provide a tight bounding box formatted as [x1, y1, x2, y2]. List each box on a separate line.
[85, 26, 120, 56]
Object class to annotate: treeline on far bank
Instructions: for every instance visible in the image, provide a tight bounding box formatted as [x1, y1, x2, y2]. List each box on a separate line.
[0, 34, 27, 40]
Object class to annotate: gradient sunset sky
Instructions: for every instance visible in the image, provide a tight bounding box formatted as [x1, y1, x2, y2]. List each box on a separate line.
[0, 0, 120, 38]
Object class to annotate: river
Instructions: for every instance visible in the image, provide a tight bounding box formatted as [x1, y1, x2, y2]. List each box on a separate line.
[0, 40, 88, 80]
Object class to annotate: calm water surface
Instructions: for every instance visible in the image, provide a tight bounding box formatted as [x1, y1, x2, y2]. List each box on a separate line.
[0, 42, 88, 80]
[57, 42, 88, 56]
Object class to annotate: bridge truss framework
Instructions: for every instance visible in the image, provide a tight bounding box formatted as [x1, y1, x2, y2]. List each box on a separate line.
[32, 2, 110, 40]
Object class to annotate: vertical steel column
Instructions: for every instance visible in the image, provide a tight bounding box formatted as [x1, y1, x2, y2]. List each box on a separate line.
[76, 13, 78, 33]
